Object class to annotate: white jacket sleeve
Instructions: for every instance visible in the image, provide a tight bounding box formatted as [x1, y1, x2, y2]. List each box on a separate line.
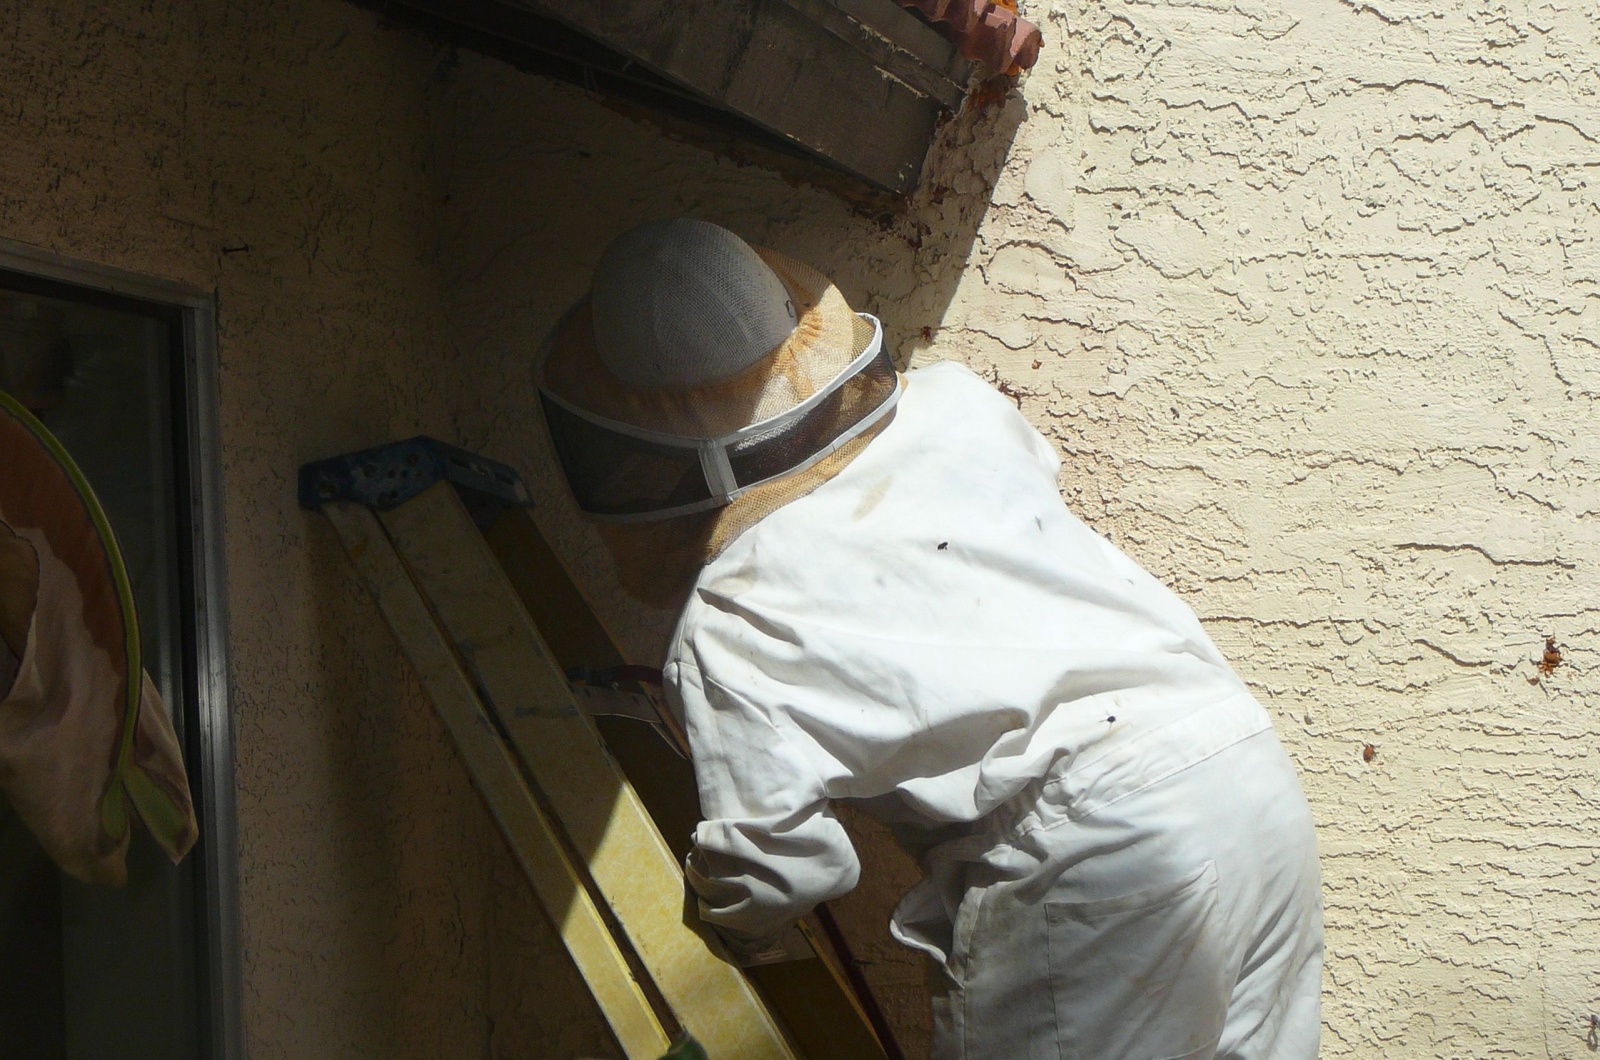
[672, 658, 861, 942]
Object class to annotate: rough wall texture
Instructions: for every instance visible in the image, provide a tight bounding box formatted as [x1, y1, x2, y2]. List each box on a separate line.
[982, 3, 1600, 1055]
[0, 2, 613, 1056]
[3, 0, 1597, 1056]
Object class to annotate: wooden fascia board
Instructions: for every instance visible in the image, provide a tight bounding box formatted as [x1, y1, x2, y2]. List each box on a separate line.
[784, 0, 967, 108]
[505, 0, 967, 193]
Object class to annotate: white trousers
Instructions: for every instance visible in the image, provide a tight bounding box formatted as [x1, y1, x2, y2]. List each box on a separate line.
[924, 729, 1323, 1060]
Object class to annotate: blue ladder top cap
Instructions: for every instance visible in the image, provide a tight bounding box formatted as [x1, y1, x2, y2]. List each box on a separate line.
[297, 436, 533, 513]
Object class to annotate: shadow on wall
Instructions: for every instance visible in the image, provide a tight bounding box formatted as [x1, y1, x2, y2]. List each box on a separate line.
[418, 43, 1028, 1060]
[429, 47, 1027, 655]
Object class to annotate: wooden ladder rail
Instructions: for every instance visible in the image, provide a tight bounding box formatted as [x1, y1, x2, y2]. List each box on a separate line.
[300, 438, 896, 1060]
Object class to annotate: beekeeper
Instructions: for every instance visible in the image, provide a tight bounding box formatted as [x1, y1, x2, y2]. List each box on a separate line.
[537, 218, 1324, 1060]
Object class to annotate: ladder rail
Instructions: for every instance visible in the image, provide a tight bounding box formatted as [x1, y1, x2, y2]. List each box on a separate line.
[322, 501, 672, 1058]
[375, 483, 798, 1059]
[482, 508, 901, 1060]
[300, 437, 899, 1060]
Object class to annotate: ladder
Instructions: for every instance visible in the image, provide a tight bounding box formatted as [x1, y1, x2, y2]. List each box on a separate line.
[299, 438, 898, 1060]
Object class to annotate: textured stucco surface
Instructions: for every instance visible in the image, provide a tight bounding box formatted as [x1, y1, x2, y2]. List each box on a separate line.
[982, 4, 1600, 1055]
[3, 0, 1598, 1056]
[0, 2, 614, 1056]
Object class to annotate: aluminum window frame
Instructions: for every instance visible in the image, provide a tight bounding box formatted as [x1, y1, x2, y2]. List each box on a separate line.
[0, 237, 243, 1060]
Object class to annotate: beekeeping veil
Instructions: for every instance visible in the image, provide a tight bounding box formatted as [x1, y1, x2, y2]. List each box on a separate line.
[0, 390, 198, 886]
[538, 219, 902, 562]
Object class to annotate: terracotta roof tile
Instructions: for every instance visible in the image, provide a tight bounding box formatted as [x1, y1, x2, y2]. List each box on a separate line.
[896, 0, 1042, 74]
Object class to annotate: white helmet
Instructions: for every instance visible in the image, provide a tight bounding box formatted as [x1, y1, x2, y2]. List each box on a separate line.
[538, 219, 901, 521]
[590, 218, 799, 389]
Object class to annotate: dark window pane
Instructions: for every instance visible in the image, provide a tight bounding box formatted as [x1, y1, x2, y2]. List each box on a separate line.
[0, 288, 200, 1060]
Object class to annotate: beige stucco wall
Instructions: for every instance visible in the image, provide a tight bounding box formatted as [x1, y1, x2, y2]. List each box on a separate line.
[0, 1, 615, 1056]
[3, 0, 1597, 1056]
[985, 3, 1600, 1055]
[440, 3, 1600, 1055]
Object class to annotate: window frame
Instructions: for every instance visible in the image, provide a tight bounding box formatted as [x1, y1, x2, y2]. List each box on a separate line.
[0, 236, 243, 1060]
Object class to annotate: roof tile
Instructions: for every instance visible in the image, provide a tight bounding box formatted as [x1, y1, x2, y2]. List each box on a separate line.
[896, 0, 1042, 74]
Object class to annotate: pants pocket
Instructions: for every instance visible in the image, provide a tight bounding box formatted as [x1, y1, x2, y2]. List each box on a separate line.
[1047, 860, 1229, 1060]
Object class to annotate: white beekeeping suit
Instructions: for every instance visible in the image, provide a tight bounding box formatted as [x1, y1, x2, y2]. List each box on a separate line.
[539, 218, 1323, 1060]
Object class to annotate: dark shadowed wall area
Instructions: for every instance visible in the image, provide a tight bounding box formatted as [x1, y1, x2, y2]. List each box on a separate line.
[0, 0, 1009, 1053]
[3, 1, 612, 1054]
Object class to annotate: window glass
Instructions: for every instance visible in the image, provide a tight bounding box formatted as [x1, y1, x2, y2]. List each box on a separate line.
[0, 284, 203, 1060]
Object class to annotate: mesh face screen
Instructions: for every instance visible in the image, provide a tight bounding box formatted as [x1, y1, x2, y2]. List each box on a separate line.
[541, 344, 899, 520]
[723, 349, 897, 486]
[540, 393, 713, 517]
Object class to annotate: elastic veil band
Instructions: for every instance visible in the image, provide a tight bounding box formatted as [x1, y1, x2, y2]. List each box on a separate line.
[541, 314, 901, 521]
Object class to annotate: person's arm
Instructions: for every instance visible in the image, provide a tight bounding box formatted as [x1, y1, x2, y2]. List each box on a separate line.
[672, 660, 860, 944]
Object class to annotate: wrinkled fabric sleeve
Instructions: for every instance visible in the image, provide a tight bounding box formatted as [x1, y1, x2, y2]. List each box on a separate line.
[673, 656, 860, 942]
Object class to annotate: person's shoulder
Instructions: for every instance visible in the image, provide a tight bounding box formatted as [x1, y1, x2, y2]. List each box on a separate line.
[905, 358, 987, 390]
[904, 359, 1034, 421]
[902, 358, 1060, 472]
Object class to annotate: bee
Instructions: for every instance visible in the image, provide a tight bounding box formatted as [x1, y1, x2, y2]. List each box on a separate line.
[1539, 636, 1562, 676]
[971, 76, 1012, 111]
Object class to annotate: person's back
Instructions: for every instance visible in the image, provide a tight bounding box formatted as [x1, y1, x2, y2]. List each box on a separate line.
[541, 218, 1323, 1059]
